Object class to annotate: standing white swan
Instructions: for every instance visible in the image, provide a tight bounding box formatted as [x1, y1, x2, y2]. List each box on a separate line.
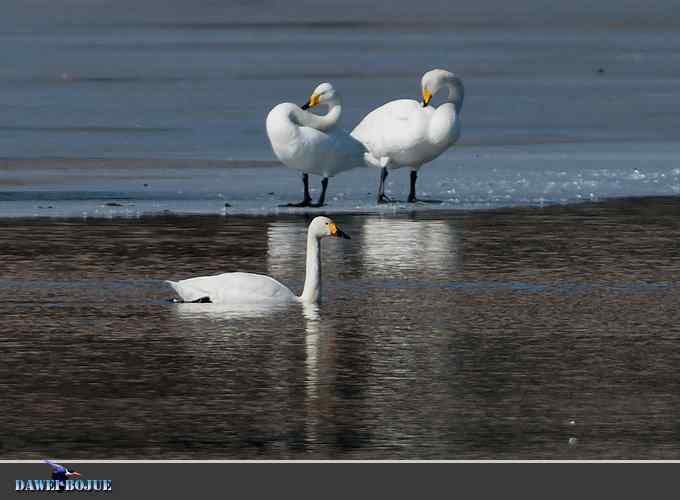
[351, 69, 464, 203]
[166, 216, 350, 305]
[266, 82, 366, 207]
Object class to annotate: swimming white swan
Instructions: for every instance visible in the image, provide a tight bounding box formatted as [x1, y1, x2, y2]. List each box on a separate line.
[166, 216, 350, 305]
[351, 69, 464, 203]
[266, 82, 366, 207]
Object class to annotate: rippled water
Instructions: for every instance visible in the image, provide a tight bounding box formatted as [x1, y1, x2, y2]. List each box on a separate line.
[2, 197, 680, 459]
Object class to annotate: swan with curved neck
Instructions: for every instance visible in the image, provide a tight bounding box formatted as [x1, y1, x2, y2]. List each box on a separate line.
[166, 216, 350, 305]
[351, 69, 464, 203]
[266, 82, 367, 207]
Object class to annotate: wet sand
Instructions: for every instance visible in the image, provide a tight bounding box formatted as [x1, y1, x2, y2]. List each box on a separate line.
[2, 196, 680, 459]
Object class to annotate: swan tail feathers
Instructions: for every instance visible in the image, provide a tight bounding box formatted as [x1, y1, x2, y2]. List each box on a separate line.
[363, 152, 391, 169]
[165, 280, 183, 299]
[165, 280, 211, 303]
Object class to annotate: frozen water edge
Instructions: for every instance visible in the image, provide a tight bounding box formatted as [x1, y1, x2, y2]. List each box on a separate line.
[2, 142, 680, 218]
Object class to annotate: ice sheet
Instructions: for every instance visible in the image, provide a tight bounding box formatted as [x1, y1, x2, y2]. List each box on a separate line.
[2, 143, 680, 217]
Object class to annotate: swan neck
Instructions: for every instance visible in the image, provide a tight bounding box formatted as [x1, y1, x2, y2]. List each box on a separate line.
[323, 103, 342, 130]
[428, 102, 459, 147]
[443, 78, 464, 114]
[300, 232, 322, 304]
[295, 102, 342, 132]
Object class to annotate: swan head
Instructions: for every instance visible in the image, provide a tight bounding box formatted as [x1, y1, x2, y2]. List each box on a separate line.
[301, 82, 340, 110]
[421, 69, 464, 112]
[309, 216, 351, 240]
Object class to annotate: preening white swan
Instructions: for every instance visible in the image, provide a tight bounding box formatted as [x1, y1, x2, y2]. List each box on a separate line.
[351, 69, 464, 203]
[266, 82, 367, 207]
[166, 216, 350, 305]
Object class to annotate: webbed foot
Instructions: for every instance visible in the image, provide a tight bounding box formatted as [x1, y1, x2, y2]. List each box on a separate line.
[407, 197, 443, 204]
[280, 199, 312, 208]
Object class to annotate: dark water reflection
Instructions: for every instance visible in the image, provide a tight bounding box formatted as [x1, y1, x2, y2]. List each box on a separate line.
[2, 197, 680, 459]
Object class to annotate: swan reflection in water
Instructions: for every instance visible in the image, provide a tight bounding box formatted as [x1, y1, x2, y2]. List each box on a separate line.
[173, 299, 333, 448]
[360, 218, 461, 278]
[171, 301, 329, 392]
[303, 303, 339, 448]
[173, 301, 295, 321]
[303, 303, 321, 445]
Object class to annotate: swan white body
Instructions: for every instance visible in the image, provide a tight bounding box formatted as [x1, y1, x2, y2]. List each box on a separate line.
[266, 82, 366, 206]
[352, 98, 460, 168]
[267, 102, 365, 179]
[166, 216, 350, 305]
[351, 69, 464, 202]
[167, 272, 297, 304]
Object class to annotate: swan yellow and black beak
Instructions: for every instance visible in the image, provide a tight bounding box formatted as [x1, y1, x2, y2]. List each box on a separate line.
[301, 93, 321, 110]
[329, 222, 351, 239]
[422, 87, 432, 107]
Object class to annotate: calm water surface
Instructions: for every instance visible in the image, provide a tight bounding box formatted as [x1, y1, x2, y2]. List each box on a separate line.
[3, 0, 680, 161]
[2, 197, 680, 459]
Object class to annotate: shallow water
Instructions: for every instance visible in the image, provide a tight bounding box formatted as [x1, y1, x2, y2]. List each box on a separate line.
[2, 197, 680, 459]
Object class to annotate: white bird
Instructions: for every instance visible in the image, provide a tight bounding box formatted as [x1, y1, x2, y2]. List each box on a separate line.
[166, 216, 350, 305]
[266, 82, 367, 207]
[351, 69, 464, 203]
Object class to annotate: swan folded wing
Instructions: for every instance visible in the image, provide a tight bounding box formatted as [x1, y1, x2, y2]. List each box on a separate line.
[352, 99, 431, 159]
[296, 126, 365, 177]
[167, 272, 296, 304]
